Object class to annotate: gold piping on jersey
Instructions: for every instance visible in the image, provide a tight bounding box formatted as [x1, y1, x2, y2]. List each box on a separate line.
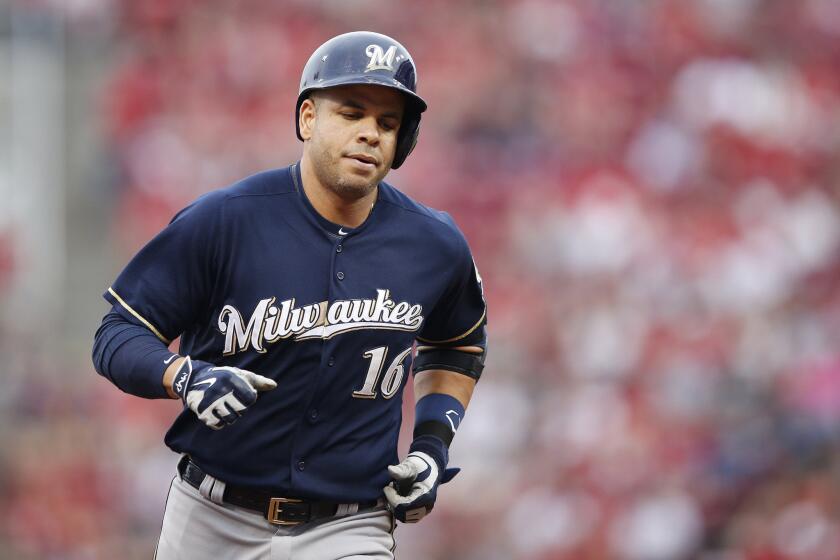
[107, 287, 172, 344]
[415, 307, 486, 345]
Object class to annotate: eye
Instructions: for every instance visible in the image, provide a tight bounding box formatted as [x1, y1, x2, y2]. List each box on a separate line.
[379, 119, 398, 132]
[341, 112, 362, 120]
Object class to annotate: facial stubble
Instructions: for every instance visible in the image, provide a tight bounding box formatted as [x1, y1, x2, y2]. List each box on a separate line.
[309, 137, 385, 201]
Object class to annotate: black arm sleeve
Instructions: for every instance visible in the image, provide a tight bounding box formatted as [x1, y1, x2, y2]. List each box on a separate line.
[92, 307, 179, 399]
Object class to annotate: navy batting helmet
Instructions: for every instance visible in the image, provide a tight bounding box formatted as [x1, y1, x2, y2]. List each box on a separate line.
[296, 31, 427, 170]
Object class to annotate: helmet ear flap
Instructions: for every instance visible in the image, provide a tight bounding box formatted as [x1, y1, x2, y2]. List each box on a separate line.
[392, 112, 421, 170]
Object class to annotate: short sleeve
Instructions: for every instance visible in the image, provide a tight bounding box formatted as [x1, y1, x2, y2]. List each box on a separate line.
[417, 228, 487, 346]
[103, 193, 223, 343]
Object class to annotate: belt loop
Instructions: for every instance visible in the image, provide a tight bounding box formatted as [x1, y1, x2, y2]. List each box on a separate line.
[209, 478, 226, 504]
[198, 473, 214, 499]
[185, 458, 226, 505]
[336, 503, 359, 516]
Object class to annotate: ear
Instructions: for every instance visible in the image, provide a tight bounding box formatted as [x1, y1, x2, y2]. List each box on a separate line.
[299, 98, 317, 141]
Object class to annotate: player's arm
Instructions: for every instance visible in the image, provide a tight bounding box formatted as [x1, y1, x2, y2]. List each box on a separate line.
[384, 333, 487, 523]
[93, 307, 275, 429]
[384, 218, 487, 522]
[413, 344, 482, 406]
[92, 194, 276, 428]
[92, 307, 183, 399]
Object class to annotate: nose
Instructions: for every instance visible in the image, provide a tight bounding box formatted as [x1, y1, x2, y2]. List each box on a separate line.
[356, 116, 380, 146]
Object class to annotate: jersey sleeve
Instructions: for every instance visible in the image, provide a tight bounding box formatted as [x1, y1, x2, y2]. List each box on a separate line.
[417, 224, 486, 346]
[103, 193, 224, 343]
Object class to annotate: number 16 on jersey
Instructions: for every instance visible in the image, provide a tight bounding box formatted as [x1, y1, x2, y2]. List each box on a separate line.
[353, 346, 413, 400]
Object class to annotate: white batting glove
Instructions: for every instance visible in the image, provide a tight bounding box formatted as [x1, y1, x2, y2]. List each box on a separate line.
[384, 451, 441, 523]
[172, 356, 277, 430]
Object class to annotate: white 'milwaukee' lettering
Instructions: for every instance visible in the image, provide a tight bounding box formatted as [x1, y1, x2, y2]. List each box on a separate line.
[218, 297, 275, 355]
[217, 290, 423, 355]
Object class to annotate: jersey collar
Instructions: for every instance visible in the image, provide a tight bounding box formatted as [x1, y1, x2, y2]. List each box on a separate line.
[290, 161, 379, 238]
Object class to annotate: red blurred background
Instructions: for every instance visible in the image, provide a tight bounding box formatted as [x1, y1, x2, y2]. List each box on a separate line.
[3, 1, 840, 558]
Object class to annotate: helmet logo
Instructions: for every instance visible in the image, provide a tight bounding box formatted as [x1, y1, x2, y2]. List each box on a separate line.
[365, 44, 398, 72]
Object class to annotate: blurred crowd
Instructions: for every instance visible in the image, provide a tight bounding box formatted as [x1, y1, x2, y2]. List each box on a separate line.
[4, 0, 840, 558]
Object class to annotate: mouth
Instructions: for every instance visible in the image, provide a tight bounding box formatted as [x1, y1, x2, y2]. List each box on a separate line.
[345, 153, 379, 169]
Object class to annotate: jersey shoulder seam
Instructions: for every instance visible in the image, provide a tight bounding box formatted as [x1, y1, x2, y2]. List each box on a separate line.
[378, 197, 460, 232]
[211, 167, 297, 203]
[223, 190, 297, 202]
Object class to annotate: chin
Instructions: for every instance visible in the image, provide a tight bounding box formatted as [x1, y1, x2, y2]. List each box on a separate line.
[331, 175, 378, 199]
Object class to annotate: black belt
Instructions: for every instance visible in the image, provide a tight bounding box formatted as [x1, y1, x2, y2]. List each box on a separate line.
[178, 456, 379, 526]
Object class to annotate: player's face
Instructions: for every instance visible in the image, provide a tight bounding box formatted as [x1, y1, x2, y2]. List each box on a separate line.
[300, 85, 405, 200]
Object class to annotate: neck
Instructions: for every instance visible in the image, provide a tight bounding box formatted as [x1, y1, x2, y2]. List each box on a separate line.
[299, 157, 377, 228]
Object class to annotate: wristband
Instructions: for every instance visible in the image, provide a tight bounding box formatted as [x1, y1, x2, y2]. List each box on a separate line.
[413, 393, 465, 447]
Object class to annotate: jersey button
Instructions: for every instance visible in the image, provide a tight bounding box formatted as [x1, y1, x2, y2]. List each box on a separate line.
[297, 460, 306, 471]
[336, 271, 345, 280]
[328, 356, 335, 366]
[308, 409, 319, 422]
[336, 245, 343, 253]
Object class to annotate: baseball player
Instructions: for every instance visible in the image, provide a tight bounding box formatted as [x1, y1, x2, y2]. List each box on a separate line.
[92, 31, 486, 560]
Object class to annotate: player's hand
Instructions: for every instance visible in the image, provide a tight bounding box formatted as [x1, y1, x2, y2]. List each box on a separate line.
[172, 356, 277, 430]
[383, 447, 459, 523]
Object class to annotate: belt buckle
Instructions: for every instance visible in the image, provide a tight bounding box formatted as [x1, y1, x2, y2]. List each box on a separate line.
[267, 497, 304, 526]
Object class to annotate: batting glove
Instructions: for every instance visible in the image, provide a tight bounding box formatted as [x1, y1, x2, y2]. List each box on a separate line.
[383, 436, 460, 523]
[172, 356, 277, 430]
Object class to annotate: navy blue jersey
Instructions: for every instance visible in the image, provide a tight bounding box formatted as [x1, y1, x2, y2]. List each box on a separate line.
[103, 163, 486, 502]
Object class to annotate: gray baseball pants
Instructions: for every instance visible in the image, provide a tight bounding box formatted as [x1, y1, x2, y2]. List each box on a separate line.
[155, 473, 396, 559]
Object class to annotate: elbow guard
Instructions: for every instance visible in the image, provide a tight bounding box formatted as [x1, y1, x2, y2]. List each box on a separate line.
[413, 338, 487, 381]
